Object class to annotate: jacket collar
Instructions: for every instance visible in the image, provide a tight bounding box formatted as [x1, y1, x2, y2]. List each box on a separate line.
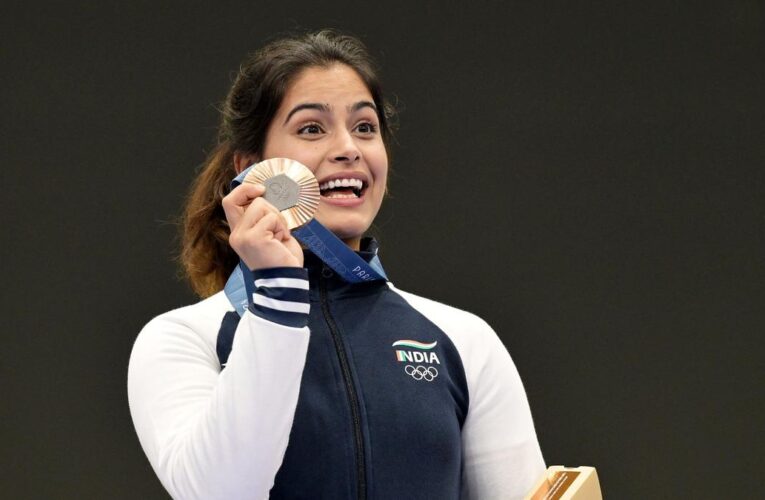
[303, 237, 387, 300]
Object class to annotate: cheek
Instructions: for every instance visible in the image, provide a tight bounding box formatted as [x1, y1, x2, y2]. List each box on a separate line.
[368, 147, 389, 183]
[263, 135, 319, 169]
[370, 164, 388, 208]
[286, 144, 325, 173]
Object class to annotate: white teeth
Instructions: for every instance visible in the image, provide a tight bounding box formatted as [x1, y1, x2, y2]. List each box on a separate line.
[325, 192, 357, 199]
[319, 178, 364, 191]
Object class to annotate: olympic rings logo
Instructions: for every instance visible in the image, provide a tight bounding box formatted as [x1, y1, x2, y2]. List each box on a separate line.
[404, 365, 439, 382]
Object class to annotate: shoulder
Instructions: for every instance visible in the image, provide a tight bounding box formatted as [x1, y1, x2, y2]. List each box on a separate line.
[385, 283, 511, 387]
[130, 292, 233, 368]
[387, 284, 489, 329]
[142, 291, 232, 332]
[386, 282, 521, 393]
[386, 283, 498, 349]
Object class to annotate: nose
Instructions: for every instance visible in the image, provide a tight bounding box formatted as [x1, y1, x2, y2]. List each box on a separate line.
[328, 129, 361, 164]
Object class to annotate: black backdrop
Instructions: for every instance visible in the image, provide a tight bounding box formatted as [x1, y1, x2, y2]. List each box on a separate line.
[2, 1, 763, 498]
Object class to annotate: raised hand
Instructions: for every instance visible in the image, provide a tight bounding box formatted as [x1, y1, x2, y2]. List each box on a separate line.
[222, 183, 303, 270]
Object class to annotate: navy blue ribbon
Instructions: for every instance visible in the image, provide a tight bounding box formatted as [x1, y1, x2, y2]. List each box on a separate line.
[224, 164, 387, 316]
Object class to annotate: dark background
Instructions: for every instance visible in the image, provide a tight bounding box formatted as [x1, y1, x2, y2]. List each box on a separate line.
[2, 1, 763, 498]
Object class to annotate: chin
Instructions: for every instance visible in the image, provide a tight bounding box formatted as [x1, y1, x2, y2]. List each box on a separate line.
[315, 214, 370, 242]
[312, 198, 382, 245]
[324, 224, 368, 241]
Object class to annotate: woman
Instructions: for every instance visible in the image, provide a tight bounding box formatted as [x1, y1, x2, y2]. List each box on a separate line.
[128, 30, 545, 499]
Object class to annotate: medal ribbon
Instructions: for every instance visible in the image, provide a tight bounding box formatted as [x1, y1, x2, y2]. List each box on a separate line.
[224, 164, 387, 316]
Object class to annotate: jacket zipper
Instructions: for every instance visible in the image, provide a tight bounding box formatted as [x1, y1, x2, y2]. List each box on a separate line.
[319, 273, 366, 500]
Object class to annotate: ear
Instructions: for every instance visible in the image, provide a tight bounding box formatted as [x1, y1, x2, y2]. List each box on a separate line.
[233, 152, 259, 174]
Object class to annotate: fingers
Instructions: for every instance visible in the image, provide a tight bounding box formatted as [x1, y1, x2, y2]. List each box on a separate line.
[228, 206, 298, 270]
[223, 182, 302, 269]
[239, 198, 285, 232]
[222, 183, 266, 228]
[252, 212, 292, 242]
[228, 197, 292, 250]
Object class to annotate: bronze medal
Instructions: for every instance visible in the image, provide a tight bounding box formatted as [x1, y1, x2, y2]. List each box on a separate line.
[242, 158, 320, 229]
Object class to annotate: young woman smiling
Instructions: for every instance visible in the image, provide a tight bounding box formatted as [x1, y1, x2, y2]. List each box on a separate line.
[128, 30, 545, 499]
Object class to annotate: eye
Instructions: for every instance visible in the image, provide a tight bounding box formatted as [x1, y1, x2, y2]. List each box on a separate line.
[354, 121, 378, 135]
[297, 123, 324, 135]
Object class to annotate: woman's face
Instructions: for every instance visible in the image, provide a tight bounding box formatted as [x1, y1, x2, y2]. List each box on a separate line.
[240, 63, 388, 250]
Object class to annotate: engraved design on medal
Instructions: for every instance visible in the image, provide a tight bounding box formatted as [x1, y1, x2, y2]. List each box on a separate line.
[263, 174, 300, 211]
[242, 158, 320, 229]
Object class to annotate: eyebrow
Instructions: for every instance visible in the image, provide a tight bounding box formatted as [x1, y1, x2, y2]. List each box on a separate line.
[284, 103, 329, 124]
[350, 100, 378, 114]
[283, 100, 378, 124]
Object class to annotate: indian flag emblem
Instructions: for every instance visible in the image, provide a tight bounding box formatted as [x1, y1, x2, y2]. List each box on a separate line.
[393, 339, 440, 364]
[391, 339, 437, 350]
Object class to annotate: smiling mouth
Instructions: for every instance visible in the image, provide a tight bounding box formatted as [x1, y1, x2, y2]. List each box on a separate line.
[319, 178, 366, 199]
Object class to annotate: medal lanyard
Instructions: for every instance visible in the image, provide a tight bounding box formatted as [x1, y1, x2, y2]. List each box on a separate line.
[224, 164, 387, 316]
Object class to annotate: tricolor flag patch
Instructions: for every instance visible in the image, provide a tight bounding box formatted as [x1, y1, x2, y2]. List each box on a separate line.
[391, 339, 437, 350]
